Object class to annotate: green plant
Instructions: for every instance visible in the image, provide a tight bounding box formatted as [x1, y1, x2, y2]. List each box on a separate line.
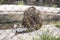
[55, 24, 60, 28]
[41, 34, 60, 40]
[33, 35, 41, 40]
[18, 1, 24, 5]
[54, 22, 60, 28]
[33, 34, 60, 40]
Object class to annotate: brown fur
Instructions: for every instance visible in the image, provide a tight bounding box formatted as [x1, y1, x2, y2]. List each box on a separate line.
[22, 6, 43, 31]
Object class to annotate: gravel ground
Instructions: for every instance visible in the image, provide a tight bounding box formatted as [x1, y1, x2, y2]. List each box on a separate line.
[0, 25, 60, 40]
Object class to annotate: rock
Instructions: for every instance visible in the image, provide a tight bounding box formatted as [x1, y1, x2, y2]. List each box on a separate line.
[0, 14, 23, 29]
[11, 25, 60, 40]
[40, 25, 60, 38]
[0, 25, 60, 40]
[0, 14, 23, 22]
